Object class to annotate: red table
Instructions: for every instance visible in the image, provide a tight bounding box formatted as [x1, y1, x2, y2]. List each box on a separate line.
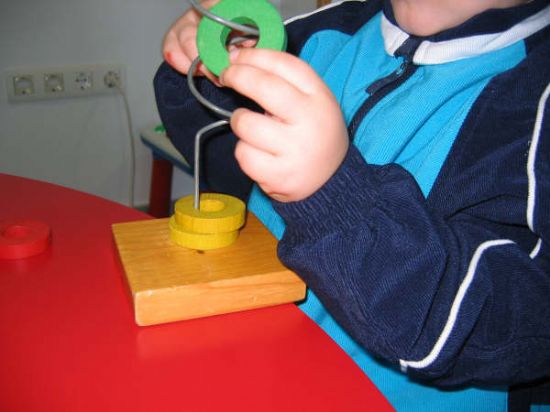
[0, 174, 392, 411]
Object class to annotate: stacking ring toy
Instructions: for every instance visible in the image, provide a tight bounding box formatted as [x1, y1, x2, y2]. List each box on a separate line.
[174, 193, 245, 234]
[0, 219, 51, 260]
[170, 193, 246, 250]
[196, 0, 287, 76]
[169, 216, 240, 250]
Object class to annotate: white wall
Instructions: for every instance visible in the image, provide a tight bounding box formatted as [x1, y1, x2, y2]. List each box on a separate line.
[279, 0, 318, 18]
[1, 0, 199, 207]
[0, 0, 318, 208]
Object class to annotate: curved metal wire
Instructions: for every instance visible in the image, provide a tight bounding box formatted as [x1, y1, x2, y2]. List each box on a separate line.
[187, 58, 233, 118]
[188, 0, 259, 36]
[187, 0, 259, 209]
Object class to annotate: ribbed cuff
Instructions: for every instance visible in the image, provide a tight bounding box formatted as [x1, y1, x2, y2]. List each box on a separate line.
[273, 145, 383, 240]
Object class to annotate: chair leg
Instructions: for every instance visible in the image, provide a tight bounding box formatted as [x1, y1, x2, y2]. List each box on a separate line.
[148, 156, 174, 218]
[316, 0, 332, 7]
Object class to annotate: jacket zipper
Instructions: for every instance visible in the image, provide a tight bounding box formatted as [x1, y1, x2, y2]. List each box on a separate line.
[347, 39, 420, 140]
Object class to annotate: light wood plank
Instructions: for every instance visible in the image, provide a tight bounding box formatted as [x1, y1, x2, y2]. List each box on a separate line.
[113, 213, 306, 326]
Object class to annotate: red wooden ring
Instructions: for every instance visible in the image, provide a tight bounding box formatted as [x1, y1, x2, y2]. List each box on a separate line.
[0, 219, 51, 259]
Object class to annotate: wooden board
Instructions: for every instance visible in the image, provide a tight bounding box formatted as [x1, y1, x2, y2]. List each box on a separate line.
[112, 213, 306, 326]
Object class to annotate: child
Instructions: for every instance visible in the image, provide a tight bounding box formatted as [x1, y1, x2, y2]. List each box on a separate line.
[155, 0, 550, 409]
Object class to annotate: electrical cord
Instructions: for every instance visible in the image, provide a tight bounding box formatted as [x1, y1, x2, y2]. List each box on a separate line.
[104, 70, 136, 208]
[113, 82, 136, 209]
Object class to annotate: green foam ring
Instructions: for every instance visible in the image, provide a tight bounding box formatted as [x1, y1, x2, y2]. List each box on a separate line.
[196, 0, 287, 76]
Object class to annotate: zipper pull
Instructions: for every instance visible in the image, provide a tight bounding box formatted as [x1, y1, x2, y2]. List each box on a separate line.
[366, 59, 410, 95]
[366, 36, 420, 95]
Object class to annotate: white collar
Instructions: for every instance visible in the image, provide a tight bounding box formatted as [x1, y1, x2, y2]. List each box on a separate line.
[381, 6, 550, 65]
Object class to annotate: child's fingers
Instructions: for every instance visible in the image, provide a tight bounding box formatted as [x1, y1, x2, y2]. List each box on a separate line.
[163, 48, 191, 74]
[234, 140, 280, 191]
[162, 0, 219, 77]
[230, 108, 287, 155]
[164, 28, 220, 85]
[228, 48, 321, 95]
[220, 63, 308, 123]
[163, 26, 195, 74]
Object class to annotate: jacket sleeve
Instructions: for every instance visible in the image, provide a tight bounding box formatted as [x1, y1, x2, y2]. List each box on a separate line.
[153, 62, 253, 200]
[272, 65, 550, 386]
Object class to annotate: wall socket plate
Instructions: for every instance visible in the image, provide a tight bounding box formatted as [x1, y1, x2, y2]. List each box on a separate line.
[5, 64, 125, 102]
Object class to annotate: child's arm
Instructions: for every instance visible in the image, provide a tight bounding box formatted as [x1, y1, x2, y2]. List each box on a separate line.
[222, 48, 550, 386]
[276, 145, 550, 386]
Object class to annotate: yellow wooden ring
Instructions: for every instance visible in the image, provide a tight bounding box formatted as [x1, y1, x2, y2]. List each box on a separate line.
[174, 193, 246, 234]
[169, 216, 239, 250]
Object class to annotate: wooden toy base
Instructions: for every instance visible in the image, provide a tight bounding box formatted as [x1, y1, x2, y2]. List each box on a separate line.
[112, 212, 306, 326]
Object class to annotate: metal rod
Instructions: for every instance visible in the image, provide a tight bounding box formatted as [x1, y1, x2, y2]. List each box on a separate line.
[193, 120, 230, 209]
[186, 0, 259, 210]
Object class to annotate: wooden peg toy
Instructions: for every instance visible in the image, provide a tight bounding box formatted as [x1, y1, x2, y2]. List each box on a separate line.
[111, 1, 305, 327]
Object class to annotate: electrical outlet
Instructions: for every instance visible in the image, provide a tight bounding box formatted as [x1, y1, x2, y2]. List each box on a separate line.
[75, 71, 93, 91]
[104, 71, 121, 88]
[12, 75, 35, 97]
[5, 64, 125, 102]
[44, 73, 64, 93]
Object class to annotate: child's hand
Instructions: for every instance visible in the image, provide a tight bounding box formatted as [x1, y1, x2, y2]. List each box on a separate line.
[220, 48, 349, 203]
[162, 0, 220, 84]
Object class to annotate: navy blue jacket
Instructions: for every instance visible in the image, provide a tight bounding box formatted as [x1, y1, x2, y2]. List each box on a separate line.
[154, 0, 550, 390]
